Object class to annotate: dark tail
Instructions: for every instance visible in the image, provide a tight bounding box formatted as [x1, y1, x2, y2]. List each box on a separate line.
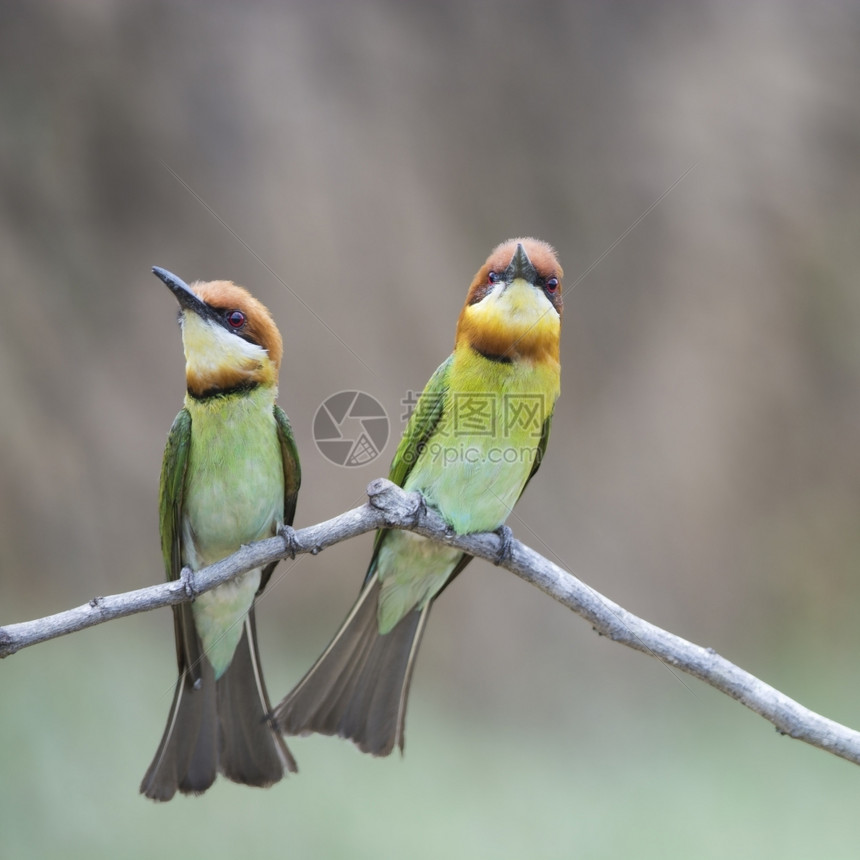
[140, 609, 296, 801]
[273, 577, 429, 756]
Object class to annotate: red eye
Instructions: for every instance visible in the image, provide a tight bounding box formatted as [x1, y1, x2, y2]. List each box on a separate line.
[487, 271, 499, 284]
[545, 278, 559, 294]
[227, 310, 245, 328]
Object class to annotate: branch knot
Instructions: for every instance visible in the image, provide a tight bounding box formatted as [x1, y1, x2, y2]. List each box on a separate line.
[0, 630, 15, 658]
[367, 478, 425, 528]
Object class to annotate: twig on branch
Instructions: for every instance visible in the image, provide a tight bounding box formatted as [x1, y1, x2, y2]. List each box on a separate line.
[2, 478, 860, 767]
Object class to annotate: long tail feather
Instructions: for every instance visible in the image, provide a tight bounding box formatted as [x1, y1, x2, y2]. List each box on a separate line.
[140, 655, 218, 801]
[218, 611, 298, 783]
[274, 577, 429, 756]
[140, 608, 295, 800]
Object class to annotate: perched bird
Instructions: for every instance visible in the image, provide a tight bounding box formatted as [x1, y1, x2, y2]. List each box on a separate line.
[141, 267, 301, 801]
[274, 238, 562, 755]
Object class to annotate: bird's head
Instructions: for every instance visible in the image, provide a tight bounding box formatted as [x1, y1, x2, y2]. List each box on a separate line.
[153, 266, 283, 398]
[456, 238, 562, 364]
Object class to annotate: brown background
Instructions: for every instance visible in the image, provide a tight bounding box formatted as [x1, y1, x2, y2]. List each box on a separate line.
[3, 2, 860, 856]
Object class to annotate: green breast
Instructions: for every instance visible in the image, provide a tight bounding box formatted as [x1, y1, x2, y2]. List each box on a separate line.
[405, 353, 558, 533]
[374, 350, 558, 633]
[181, 387, 284, 677]
[183, 387, 284, 567]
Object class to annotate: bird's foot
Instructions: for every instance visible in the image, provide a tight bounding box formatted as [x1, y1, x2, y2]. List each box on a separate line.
[409, 492, 428, 527]
[280, 524, 301, 559]
[180, 566, 198, 600]
[493, 525, 514, 566]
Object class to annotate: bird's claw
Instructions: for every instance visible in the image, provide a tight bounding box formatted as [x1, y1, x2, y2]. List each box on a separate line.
[280, 524, 301, 559]
[493, 525, 514, 566]
[410, 493, 428, 527]
[180, 566, 198, 600]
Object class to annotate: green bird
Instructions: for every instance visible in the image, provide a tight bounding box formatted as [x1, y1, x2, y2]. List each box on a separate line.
[274, 238, 563, 755]
[141, 267, 300, 801]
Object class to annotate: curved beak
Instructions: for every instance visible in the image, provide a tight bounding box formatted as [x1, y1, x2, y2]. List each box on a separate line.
[152, 266, 210, 318]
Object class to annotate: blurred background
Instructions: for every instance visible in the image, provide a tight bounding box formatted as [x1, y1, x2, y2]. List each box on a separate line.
[3, 0, 860, 856]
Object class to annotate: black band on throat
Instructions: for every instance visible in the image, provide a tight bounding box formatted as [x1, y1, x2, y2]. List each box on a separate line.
[473, 346, 513, 364]
[188, 379, 260, 401]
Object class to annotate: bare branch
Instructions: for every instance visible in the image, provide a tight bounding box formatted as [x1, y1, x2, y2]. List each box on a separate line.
[2, 478, 860, 767]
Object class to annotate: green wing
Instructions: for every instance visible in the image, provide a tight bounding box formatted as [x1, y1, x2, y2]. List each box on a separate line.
[386, 354, 452, 490]
[521, 412, 553, 498]
[259, 406, 302, 592]
[386, 354, 551, 499]
[159, 409, 192, 583]
[274, 405, 301, 529]
[158, 409, 201, 680]
[364, 355, 452, 583]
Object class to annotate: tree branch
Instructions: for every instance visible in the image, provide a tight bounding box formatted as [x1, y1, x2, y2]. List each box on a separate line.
[2, 478, 859, 767]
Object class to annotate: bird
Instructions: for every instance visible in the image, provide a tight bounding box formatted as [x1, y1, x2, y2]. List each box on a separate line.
[140, 266, 301, 801]
[273, 237, 562, 755]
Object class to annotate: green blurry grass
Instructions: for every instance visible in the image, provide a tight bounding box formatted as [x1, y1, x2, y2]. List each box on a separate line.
[3, 619, 860, 860]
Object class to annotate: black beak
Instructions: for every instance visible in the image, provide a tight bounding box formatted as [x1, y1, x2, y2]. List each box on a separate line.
[503, 243, 538, 285]
[153, 266, 211, 318]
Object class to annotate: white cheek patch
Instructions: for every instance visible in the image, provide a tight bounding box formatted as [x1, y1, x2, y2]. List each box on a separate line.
[181, 313, 266, 376]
